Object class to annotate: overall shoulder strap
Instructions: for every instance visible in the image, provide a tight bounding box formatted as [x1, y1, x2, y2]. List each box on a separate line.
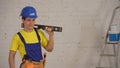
[34, 29, 41, 41]
[17, 32, 26, 44]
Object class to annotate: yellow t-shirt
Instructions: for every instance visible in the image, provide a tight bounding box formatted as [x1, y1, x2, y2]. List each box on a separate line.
[9, 29, 48, 58]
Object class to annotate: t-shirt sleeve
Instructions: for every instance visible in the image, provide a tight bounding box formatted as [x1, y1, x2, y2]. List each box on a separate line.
[38, 30, 48, 47]
[9, 34, 19, 51]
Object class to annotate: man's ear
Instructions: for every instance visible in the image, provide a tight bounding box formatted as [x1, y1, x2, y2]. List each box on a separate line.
[21, 23, 24, 28]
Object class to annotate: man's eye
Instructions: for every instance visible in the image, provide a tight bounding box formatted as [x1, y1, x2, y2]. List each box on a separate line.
[27, 19, 31, 21]
[33, 19, 35, 21]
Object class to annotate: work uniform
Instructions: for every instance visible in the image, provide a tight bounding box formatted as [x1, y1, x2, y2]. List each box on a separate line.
[9, 29, 48, 68]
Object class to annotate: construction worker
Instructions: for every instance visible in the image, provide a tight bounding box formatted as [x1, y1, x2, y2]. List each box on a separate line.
[9, 6, 54, 68]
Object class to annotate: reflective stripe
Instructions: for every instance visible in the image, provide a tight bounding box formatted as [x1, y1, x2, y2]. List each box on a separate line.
[20, 60, 44, 68]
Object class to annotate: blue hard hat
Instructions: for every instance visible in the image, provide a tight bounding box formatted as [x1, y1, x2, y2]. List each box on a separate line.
[20, 6, 38, 18]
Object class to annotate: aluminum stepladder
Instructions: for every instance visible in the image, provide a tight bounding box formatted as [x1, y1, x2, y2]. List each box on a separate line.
[96, 39, 119, 68]
[96, 6, 120, 68]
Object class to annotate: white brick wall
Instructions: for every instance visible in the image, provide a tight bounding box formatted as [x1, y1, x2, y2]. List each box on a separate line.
[0, 0, 119, 68]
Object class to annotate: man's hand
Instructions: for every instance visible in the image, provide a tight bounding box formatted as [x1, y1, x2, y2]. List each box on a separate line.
[45, 27, 54, 36]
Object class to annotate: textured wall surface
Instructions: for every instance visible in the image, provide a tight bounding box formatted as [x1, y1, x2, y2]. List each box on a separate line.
[0, 0, 119, 68]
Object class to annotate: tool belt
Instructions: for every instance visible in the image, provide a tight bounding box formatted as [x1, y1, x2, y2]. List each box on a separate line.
[20, 53, 46, 68]
[20, 59, 44, 68]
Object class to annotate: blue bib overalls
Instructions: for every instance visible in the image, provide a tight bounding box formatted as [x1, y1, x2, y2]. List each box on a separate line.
[18, 29, 43, 68]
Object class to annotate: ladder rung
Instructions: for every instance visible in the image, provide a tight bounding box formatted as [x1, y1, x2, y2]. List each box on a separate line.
[100, 54, 115, 56]
[96, 67, 113, 68]
[106, 42, 118, 44]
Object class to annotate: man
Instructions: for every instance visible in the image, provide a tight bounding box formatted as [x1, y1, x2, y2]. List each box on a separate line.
[9, 6, 54, 68]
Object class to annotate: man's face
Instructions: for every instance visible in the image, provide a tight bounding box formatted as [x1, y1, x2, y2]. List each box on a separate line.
[23, 18, 36, 30]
